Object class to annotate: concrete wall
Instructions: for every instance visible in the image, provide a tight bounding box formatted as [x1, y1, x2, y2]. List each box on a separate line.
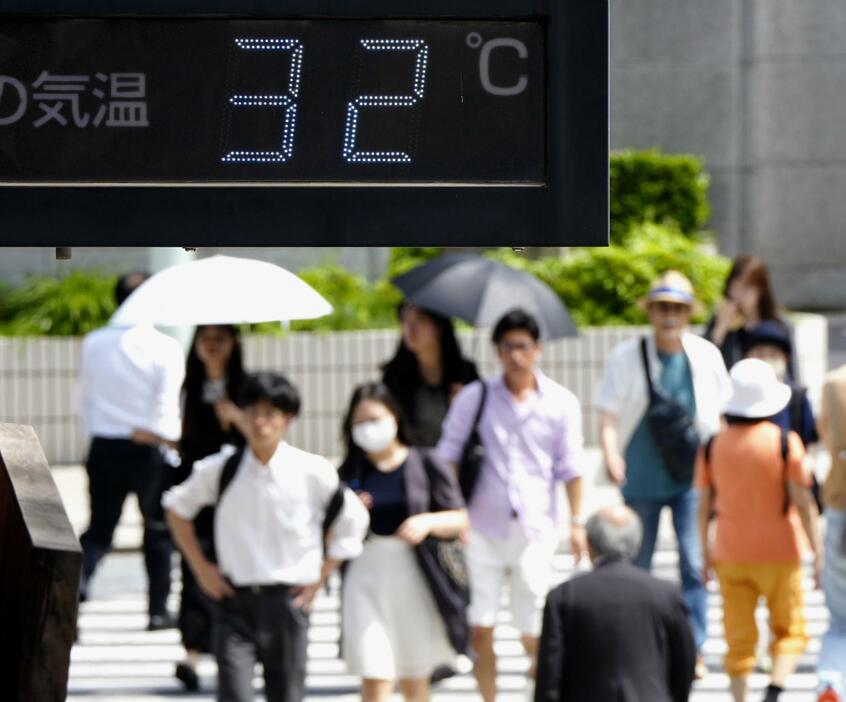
[610, 0, 745, 252]
[611, 0, 846, 310]
[744, 0, 846, 308]
[0, 317, 827, 466]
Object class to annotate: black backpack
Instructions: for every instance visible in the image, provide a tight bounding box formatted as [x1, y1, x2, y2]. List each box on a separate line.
[209, 446, 346, 562]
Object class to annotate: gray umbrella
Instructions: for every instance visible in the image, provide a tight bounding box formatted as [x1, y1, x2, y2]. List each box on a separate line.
[392, 253, 577, 339]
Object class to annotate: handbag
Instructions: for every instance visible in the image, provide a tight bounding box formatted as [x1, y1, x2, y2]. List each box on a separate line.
[639, 338, 700, 485]
[458, 381, 488, 501]
[414, 453, 472, 655]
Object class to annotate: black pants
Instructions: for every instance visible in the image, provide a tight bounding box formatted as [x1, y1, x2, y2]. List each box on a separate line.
[79, 437, 173, 616]
[214, 586, 309, 702]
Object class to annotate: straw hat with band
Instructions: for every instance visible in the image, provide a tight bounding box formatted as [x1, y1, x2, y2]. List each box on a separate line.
[637, 270, 703, 315]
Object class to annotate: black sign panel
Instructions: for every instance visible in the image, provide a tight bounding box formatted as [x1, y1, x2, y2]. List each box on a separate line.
[0, 1, 608, 247]
[0, 19, 545, 184]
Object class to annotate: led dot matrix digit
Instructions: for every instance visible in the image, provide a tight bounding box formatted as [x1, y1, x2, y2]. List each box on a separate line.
[221, 38, 304, 163]
[342, 39, 430, 164]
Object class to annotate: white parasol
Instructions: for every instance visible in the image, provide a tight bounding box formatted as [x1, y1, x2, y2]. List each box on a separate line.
[109, 255, 332, 326]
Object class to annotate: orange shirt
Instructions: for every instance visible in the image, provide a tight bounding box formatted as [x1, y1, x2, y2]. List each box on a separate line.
[694, 422, 810, 563]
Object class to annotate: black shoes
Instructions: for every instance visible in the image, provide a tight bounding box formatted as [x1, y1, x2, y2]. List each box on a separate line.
[175, 662, 200, 691]
[431, 664, 457, 683]
[147, 612, 178, 631]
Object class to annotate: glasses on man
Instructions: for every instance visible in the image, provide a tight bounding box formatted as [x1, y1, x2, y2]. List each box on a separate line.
[497, 340, 536, 354]
[650, 301, 690, 315]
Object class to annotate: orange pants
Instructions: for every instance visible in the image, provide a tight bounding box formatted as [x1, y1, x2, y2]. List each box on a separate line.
[715, 561, 809, 676]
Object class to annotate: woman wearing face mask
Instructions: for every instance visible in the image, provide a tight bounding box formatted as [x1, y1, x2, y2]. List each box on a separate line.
[173, 325, 248, 691]
[704, 254, 793, 375]
[382, 302, 479, 447]
[339, 382, 469, 702]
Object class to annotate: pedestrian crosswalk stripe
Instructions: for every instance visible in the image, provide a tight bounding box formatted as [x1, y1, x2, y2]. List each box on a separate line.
[69, 547, 829, 702]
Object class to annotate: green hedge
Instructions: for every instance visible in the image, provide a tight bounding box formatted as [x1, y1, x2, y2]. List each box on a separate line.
[289, 265, 402, 332]
[0, 227, 728, 335]
[610, 149, 710, 242]
[490, 224, 729, 326]
[0, 271, 117, 336]
[298, 223, 729, 331]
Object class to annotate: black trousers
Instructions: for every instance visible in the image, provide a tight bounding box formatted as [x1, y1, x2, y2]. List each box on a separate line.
[79, 437, 173, 616]
[214, 586, 309, 702]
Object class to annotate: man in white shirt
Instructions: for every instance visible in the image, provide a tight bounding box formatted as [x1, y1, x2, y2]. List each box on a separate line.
[164, 372, 369, 702]
[76, 272, 185, 629]
[594, 270, 731, 677]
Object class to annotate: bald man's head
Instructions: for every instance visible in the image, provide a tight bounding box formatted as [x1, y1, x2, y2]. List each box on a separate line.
[586, 505, 643, 563]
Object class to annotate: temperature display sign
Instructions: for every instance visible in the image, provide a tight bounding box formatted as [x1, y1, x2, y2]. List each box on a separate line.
[0, 0, 608, 248]
[0, 20, 545, 184]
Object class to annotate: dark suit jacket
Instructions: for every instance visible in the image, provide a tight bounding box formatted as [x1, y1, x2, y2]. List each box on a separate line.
[535, 558, 696, 702]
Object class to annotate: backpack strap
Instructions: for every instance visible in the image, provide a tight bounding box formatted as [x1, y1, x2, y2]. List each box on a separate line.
[209, 446, 246, 564]
[218, 446, 246, 501]
[788, 386, 807, 441]
[471, 381, 488, 433]
[639, 337, 657, 402]
[703, 434, 717, 508]
[780, 427, 790, 515]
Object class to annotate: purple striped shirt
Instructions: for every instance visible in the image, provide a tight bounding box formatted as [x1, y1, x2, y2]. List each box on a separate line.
[436, 371, 583, 541]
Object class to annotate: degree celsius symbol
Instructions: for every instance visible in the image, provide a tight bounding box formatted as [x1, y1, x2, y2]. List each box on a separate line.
[466, 33, 529, 97]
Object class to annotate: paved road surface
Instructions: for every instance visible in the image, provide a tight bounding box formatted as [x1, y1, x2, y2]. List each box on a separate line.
[68, 543, 826, 701]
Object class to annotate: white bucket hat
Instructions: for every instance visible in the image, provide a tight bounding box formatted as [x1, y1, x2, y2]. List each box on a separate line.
[723, 358, 792, 418]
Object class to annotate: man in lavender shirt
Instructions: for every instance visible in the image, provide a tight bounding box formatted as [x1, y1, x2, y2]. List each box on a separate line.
[436, 309, 585, 702]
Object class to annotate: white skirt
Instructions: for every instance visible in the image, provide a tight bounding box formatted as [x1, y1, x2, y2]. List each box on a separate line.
[342, 534, 456, 680]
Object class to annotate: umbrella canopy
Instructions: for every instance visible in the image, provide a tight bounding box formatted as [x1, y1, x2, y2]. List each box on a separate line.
[392, 253, 577, 339]
[110, 255, 332, 326]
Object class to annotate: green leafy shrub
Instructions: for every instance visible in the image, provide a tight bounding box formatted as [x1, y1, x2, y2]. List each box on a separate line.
[610, 149, 710, 243]
[289, 264, 402, 332]
[0, 271, 117, 336]
[491, 223, 729, 326]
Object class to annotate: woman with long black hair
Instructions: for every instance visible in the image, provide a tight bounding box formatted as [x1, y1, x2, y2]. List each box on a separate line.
[382, 303, 478, 447]
[172, 324, 248, 691]
[704, 254, 791, 373]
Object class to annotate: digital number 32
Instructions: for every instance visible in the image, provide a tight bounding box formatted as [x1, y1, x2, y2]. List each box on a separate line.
[221, 38, 430, 165]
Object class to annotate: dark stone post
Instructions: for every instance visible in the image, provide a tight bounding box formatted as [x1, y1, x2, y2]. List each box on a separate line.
[0, 423, 81, 702]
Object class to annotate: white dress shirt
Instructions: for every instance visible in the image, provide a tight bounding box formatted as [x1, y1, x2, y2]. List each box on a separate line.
[594, 331, 732, 451]
[76, 324, 185, 441]
[162, 443, 370, 586]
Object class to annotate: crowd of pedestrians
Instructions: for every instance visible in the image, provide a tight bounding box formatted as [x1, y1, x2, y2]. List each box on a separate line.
[74, 259, 846, 702]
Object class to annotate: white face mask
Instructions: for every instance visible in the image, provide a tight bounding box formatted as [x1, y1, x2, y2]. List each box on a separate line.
[352, 417, 397, 454]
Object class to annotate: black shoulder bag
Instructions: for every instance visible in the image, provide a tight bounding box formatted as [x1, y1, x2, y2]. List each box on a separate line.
[640, 338, 700, 485]
[458, 381, 488, 502]
[415, 451, 471, 655]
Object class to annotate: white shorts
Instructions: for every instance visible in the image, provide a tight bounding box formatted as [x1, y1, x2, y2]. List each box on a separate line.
[465, 521, 557, 637]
